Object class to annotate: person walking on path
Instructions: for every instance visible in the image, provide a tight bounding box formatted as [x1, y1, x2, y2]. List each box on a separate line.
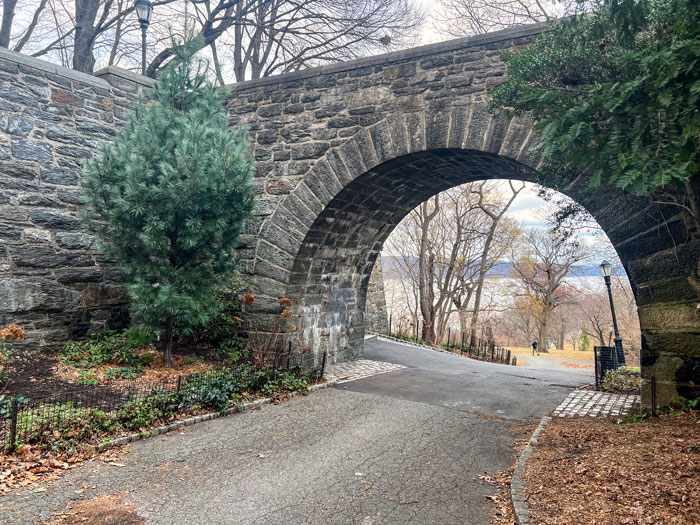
[531, 341, 539, 356]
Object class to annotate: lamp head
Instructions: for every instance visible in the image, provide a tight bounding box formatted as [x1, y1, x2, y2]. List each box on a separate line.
[135, 0, 153, 28]
[599, 260, 612, 278]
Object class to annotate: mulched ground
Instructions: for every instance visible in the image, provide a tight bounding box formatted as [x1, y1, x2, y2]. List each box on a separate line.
[6, 342, 226, 399]
[521, 412, 700, 524]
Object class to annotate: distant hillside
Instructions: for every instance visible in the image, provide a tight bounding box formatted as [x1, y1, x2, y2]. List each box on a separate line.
[381, 256, 623, 279]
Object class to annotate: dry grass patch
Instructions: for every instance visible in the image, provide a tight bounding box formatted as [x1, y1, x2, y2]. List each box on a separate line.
[508, 346, 595, 363]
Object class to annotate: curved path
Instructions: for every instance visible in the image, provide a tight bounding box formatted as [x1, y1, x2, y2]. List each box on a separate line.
[2, 339, 590, 524]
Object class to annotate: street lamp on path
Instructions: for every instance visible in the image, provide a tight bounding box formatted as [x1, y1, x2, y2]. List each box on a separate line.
[134, 0, 153, 76]
[599, 260, 624, 360]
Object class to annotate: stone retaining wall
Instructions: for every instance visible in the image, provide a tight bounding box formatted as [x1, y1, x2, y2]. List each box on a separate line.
[0, 47, 152, 345]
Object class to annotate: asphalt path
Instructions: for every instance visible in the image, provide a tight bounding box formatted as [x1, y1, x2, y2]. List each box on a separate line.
[2, 338, 590, 525]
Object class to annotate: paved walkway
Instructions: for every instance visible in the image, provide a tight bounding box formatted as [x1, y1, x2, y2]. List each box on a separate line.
[552, 390, 641, 418]
[325, 359, 406, 384]
[2, 338, 588, 525]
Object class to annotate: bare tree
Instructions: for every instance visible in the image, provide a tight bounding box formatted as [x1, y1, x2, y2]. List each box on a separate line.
[433, 0, 552, 38]
[468, 180, 524, 345]
[2, 0, 422, 80]
[510, 229, 588, 351]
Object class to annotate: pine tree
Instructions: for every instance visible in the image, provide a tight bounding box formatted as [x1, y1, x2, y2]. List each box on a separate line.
[81, 39, 255, 367]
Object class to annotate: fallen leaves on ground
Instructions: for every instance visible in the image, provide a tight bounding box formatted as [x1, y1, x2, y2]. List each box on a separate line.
[54, 353, 216, 387]
[0, 445, 126, 495]
[554, 360, 594, 370]
[0, 445, 73, 494]
[483, 420, 538, 525]
[44, 492, 145, 524]
[522, 412, 700, 524]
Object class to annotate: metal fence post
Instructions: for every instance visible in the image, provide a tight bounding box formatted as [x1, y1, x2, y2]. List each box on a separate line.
[447, 327, 451, 348]
[320, 349, 327, 379]
[512, 356, 517, 366]
[176, 375, 182, 393]
[651, 375, 656, 417]
[8, 397, 18, 452]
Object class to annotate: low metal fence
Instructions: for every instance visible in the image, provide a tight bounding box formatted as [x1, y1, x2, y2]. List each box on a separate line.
[1, 351, 321, 452]
[594, 345, 626, 388]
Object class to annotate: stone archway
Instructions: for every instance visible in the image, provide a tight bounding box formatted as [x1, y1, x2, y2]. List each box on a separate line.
[221, 24, 699, 407]
[248, 107, 698, 407]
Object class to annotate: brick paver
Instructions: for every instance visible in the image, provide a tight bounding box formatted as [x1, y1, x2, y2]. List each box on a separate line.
[325, 359, 406, 384]
[552, 390, 640, 418]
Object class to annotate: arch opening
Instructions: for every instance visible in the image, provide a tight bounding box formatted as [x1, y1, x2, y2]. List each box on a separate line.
[281, 148, 645, 363]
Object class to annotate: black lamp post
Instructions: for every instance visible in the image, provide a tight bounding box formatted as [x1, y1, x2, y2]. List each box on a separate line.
[599, 260, 623, 359]
[134, 0, 153, 76]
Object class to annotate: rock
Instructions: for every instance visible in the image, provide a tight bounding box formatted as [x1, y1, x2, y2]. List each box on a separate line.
[40, 166, 79, 186]
[0, 225, 21, 241]
[82, 284, 129, 307]
[46, 125, 91, 146]
[11, 139, 53, 163]
[30, 209, 82, 230]
[0, 116, 34, 136]
[55, 232, 97, 250]
[291, 142, 330, 160]
[10, 245, 95, 268]
[0, 279, 80, 313]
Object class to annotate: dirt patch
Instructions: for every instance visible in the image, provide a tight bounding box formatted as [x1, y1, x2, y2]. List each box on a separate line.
[522, 412, 700, 524]
[44, 493, 145, 524]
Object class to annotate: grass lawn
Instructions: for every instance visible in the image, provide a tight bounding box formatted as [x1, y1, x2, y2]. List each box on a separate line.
[508, 346, 595, 363]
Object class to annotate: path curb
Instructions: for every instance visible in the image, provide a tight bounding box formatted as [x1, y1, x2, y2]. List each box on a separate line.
[510, 415, 551, 524]
[95, 381, 336, 452]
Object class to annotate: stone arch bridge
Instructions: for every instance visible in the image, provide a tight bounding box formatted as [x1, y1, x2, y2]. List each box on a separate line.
[0, 23, 697, 406]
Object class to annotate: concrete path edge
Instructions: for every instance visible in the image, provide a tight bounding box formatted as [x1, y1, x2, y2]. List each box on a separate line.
[510, 415, 552, 524]
[94, 380, 337, 452]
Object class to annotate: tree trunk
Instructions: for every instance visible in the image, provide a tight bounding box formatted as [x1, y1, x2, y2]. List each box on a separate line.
[73, 0, 101, 73]
[418, 199, 439, 345]
[163, 317, 174, 368]
[0, 0, 18, 48]
[538, 304, 552, 353]
[557, 319, 565, 350]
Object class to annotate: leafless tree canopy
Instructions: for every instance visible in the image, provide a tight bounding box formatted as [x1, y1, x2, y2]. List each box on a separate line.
[0, 0, 423, 81]
[432, 0, 553, 38]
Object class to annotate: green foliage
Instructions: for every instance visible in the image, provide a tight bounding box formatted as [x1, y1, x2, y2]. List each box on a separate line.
[80, 37, 255, 360]
[579, 327, 591, 353]
[490, 0, 700, 196]
[600, 367, 641, 393]
[196, 277, 247, 357]
[78, 370, 99, 386]
[390, 332, 423, 345]
[122, 327, 154, 348]
[14, 365, 312, 453]
[103, 367, 140, 380]
[60, 330, 147, 371]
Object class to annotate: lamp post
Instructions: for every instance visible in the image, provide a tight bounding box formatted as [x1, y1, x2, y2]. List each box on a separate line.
[134, 0, 153, 76]
[599, 260, 623, 359]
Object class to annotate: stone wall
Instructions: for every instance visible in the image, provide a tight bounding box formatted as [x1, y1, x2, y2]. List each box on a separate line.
[0, 47, 152, 346]
[365, 258, 388, 334]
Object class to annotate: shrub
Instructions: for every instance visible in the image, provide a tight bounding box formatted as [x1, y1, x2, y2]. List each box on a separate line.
[60, 330, 148, 371]
[103, 367, 140, 380]
[600, 368, 641, 394]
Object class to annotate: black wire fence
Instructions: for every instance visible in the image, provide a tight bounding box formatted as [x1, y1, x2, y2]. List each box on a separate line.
[1, 350, 324, 452]
[383, 323, 514, 366]
[594, 345, 627, 388]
